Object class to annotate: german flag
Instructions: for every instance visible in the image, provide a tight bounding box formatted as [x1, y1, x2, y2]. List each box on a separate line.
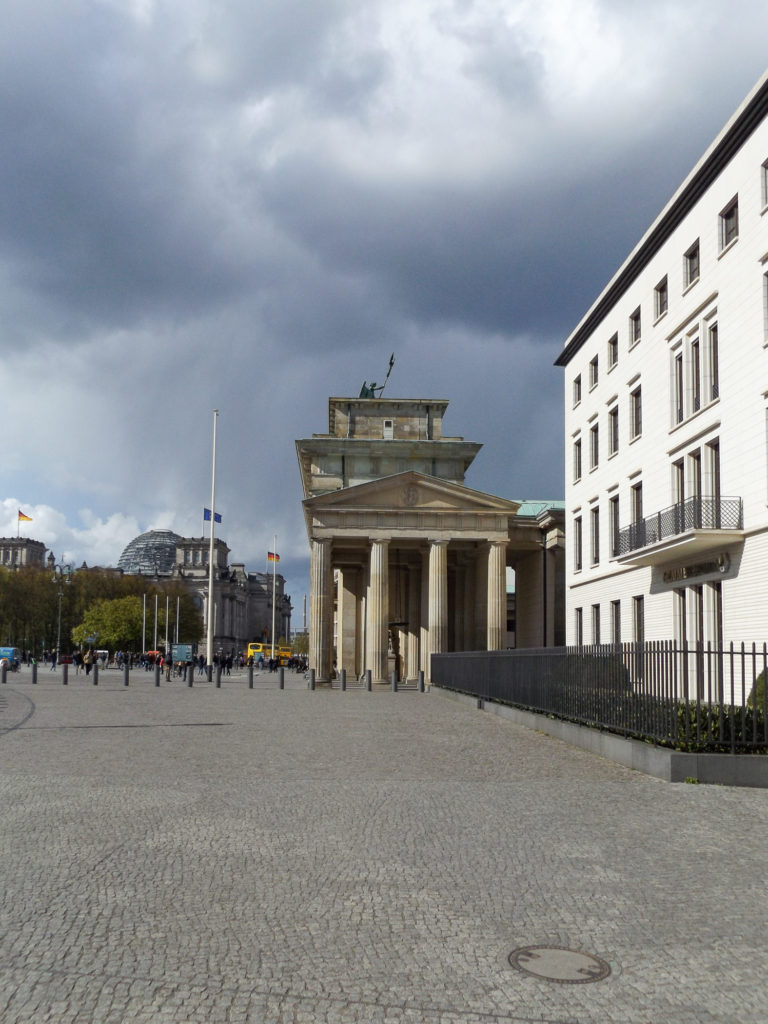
[18, 510, 32, 522]
[267, 551, 280, 562]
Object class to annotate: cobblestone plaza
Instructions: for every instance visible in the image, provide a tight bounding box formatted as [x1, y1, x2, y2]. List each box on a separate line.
[1, 671, 766, 1023]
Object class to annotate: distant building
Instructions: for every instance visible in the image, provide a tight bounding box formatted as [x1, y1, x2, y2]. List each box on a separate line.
[117, 529, 292, 655]
[0, 537, 47, 568]
[296, 395, 564, 684]
[556, 70, 768, 660]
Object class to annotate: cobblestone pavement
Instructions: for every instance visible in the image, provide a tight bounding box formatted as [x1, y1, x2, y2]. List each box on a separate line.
[1, 669, 767, 1023]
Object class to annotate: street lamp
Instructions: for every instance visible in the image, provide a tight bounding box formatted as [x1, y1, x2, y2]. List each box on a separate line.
[52, 557, 73, 657]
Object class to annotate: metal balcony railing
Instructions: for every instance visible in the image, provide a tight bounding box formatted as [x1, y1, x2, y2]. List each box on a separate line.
[617, 496, 743, 557]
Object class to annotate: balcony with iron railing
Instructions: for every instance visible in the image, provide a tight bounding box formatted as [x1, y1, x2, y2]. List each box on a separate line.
[616, 495, 744, 566]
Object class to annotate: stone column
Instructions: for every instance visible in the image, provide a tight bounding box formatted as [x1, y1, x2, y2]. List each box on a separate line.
[337, 567, 360, 677]
[309, 538, 332, 683]
[366, 540, 389, 683]
[487, 541, 507, 651]
[427, 540, 449, 681]
[406, 563, 421, 681]
[474, 545, 488, 650]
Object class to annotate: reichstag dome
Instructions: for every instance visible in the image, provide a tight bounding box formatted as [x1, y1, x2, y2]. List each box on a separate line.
[117, 529, 183, 575]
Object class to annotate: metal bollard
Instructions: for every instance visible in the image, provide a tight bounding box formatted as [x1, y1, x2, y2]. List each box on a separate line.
[62, 663, 68, 686]
[418, 670, 424, 693]
[154, 663, 161, 687]
[93, 663, 99, 686]
[365, 669, 372, 691]
[123, 662, 130, 687]
[391, 670, 397, 692]
[187, 664, 193, 687]
[248, 665, 253, 689]
[309, 669, 315, 691]
[0, 663, 6, 685]
[206, 665, 212, 682]
[340, 668, 346, 691]
[278, 667, 284, 690]
[32, 663, 37, 685]
[215, 665, 222, 688]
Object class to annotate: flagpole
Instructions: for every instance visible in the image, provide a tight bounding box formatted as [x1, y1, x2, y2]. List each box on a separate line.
[271, 534, 277, 660]
[206, 409, 219, 670]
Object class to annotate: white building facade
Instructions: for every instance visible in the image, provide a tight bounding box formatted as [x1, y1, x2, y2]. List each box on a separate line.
[557, 71, 768, 659]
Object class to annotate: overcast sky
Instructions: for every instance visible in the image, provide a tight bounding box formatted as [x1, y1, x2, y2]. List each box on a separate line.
[2, 0, 767, 615]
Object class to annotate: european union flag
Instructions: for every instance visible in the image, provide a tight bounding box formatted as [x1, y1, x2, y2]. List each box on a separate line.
[204, 508, 222, 523]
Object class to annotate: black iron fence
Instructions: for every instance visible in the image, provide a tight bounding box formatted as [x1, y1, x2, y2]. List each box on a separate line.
[617, 496, 742, 556]
[431, 642, 768, 753]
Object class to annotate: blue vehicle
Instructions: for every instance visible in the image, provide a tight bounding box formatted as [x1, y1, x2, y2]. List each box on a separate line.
[0, 647, 21, 671]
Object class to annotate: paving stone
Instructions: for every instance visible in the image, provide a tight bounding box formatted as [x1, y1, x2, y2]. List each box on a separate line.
[0, 669, 767, 1022]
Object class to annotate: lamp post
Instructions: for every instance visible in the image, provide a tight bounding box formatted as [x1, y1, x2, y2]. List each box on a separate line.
[52, 557, 73, 657]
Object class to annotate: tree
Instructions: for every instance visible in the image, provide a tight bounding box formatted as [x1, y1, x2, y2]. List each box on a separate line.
[72, 595, 146, 651]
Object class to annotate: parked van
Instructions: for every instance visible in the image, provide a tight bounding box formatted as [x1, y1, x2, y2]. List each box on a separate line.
[0, 647, 21, 671]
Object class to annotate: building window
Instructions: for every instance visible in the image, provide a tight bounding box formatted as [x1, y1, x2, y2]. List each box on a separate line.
[608, 333, 618, 369]
[764, 273, 768, 345]
[590, 505, 600, 565]
[631, 482, 643, 525]
[574, 607, 583, 647]
[684, 240, 700, 287]
[630, 386, 642, 439]
[707, 323, 719, 399]
[573, 438, 582, 482]
[573, 516, 583, 571]
[762, 159, 768, 209]
[383, 419, 394, 439]
[589, 356, 599, 389]
[608, 405, 619, 456]
[629, 307, 641, 347]
[609, 494, 620, 557]
[719, 196, 738, 251]
[591, 604, 601, 646]
[633, 595, 645, 644]
[691, 337, 701, 412]
[590, 423, 599, 469]
[611, 599, 621, 644]
[655, 276, 668, 319]
[673, 351, 684, 424]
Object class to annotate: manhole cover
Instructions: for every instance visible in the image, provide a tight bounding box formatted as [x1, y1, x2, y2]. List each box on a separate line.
[508, 945, 612, 984]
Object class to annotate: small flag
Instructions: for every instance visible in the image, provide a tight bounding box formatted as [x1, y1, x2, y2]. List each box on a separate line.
[203, 508, 222, 523]
[267, 551, 280, 562]
[18, 510, 32, 522]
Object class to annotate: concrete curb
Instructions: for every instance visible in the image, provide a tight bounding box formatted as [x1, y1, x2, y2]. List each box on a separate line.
[431, 685, 768, 787]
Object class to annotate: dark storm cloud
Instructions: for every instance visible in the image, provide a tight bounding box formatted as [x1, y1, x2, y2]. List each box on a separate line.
[2, 0, 768, 601]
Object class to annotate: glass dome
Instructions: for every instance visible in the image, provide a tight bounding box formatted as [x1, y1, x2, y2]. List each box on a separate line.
[117, 529, 183, 576]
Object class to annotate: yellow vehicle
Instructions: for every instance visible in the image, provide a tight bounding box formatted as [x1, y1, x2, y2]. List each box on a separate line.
[246, 642, 292, 665]
[246, 642, 269, 662]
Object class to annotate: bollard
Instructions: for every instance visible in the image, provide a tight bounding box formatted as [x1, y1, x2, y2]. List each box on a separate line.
[206, 665, 213, 683]
[248, 665, 253, 689]
[278, 667, 284, 690]
[32, 663, 37, 685]
[62, 663, 68, 686]
[418, 670, 424, 693]
[93, 663, 99, 686]
[187, 664, 193, 688]
[365, 669, 372, 691]
[476, 697, 483, 709]
[340, 668, 346, 691]
[154, 663, 161, 687]
[123, 662, 129, 687]
[215, 665, 222, 688]
[391, 670, 397, 692]
[0, 663, 6, 685]
[309, 669, 315, 691]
